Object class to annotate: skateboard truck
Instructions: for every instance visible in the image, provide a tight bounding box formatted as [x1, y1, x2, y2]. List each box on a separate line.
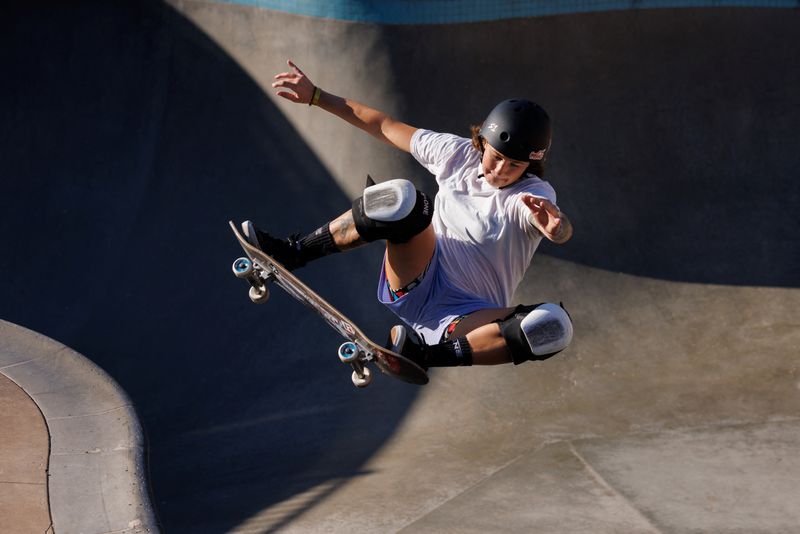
[232, 257, 271, 304]
[338, 341, 373, 388]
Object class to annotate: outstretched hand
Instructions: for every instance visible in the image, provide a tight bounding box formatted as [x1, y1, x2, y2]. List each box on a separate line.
[522, 195, 571, 243]
[272, 60, 316, 104]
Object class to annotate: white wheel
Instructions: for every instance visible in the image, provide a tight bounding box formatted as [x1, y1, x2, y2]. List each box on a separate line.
[338, 342, 360, 364]
[351, 366, 372, 388]
[248, 285, 269, 304]
[232, 257, 253, 278]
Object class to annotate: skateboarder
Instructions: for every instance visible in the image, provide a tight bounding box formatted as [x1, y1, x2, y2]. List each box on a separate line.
[244, 60, 574, 370]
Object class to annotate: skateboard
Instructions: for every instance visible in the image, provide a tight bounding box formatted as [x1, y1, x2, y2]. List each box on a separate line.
[229, 221, 428, 388]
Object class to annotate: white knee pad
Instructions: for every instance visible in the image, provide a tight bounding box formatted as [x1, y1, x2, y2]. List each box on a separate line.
[352, 176, 433, 243]
[499, 302, 573, 364]
[520, 303, 573, 356]
[363, 178, 418, 221]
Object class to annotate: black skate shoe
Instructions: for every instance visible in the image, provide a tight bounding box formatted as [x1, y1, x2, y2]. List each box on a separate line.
[241, 220, 307, 271]
[387, 324, 427, 371]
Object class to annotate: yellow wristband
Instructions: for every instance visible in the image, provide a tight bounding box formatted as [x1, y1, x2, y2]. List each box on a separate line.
[309, 86, 321, 106]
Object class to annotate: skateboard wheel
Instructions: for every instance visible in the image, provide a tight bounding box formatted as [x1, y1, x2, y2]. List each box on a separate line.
[232, 257, 253, 278]
[351, 366, 372, 388]
[338, 341, 360, 364]
[249, 285, 269, 304]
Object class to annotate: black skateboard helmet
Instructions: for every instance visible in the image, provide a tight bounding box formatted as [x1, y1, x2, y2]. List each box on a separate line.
[480, 99, 551, 162]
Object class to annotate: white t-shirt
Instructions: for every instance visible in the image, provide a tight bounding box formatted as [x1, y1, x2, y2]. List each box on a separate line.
[410, 129, 558, 307]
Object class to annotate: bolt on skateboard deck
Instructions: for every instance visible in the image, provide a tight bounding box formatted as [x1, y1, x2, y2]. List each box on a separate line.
[229, 221, 428, 388]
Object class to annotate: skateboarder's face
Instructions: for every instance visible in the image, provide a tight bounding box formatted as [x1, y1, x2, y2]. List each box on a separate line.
[481, 142, 529, 188]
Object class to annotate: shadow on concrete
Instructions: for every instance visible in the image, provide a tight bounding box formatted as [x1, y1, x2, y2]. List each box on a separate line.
[1, 2, 420, 532]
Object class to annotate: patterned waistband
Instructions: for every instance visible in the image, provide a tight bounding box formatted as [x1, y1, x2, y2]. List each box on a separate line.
[387, 262, 431, 302]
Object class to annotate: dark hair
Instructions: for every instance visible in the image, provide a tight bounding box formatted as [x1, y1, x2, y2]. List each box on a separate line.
[470, 123, 548, 178]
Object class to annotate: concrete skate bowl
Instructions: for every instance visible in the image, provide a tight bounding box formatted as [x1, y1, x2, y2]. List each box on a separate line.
[3, 1, 799, 532]
[3, 2, 421, 532]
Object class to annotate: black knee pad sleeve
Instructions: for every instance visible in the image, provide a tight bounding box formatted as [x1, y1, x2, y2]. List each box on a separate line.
[352, 189, 433, 244]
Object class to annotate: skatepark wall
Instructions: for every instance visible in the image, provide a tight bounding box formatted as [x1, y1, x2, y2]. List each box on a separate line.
[173, 0, 800, 287]
[3, 1, 799, 532]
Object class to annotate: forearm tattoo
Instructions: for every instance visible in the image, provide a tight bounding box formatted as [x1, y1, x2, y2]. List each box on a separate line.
[329, 211, 367, 250]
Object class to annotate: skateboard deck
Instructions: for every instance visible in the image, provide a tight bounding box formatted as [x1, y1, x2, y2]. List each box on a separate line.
[229, 221, 428, 387]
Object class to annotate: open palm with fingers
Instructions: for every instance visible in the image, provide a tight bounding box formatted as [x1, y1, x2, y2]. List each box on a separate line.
[522, 195, 567, 242]
[272, 60, 315, 104]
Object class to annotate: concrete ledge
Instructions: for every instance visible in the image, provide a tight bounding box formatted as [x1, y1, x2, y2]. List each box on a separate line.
[0, 320, 159, 534]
